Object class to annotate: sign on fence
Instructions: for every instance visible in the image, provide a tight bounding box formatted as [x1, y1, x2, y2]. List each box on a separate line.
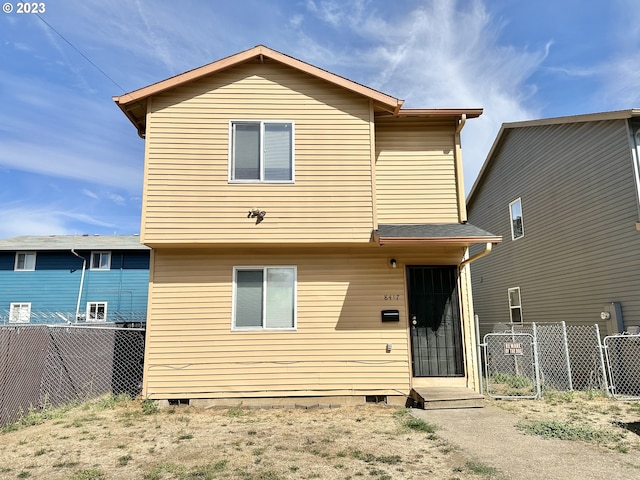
[483, 332, 540, 399]
[482, 322, 610, 399]
[504, 342, 524, 355]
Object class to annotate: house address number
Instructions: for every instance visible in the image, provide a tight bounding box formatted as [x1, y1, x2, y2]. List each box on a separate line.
[384, 294, 400, 301]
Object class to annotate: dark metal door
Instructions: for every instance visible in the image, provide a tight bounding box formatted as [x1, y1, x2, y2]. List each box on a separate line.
[407, 266, 464, 377]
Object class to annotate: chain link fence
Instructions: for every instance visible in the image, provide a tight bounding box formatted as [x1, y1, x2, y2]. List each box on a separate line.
[0, 310, 146, 326]
[603, 334, 640, 401]
[482, 322, 608, 399]
[0, 325, 145, 428]
[483, 332, 540, 399]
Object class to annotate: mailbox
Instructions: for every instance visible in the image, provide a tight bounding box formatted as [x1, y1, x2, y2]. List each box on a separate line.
[381, 310, 400, 322]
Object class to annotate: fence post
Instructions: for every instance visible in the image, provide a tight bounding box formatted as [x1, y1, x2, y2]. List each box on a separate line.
[597, 324, 612, 397]
[561, 321, 573, 391]
[532, 322, 542, 398]
[482, 335, 490, 396]
[475, 314, 484, 395]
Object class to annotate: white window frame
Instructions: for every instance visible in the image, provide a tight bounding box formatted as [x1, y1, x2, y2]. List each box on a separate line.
[9, 303, 31, 323]
[508, 287, 523, 323]
[231, 266, 297, 331]
[14, 252, 36, 271]
[90, 251, 111, 270]
[86, 302, 108, 322]
[509, 198, 524, 240]
[228, 120, 295, 183]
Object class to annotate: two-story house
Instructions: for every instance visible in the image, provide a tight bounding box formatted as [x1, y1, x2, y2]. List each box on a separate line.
[467, 110, 640, 337]
[0, 235, 150, 325]
[114, 45, 499, 406]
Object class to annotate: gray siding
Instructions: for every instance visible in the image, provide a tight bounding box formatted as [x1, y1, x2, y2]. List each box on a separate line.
[468, 119, 640, 336]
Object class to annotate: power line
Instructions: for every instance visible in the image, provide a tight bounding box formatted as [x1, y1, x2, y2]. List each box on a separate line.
[35, 13, 126, 93]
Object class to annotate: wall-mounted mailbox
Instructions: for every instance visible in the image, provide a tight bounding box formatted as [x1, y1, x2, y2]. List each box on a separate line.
[381, 310, 400, 322]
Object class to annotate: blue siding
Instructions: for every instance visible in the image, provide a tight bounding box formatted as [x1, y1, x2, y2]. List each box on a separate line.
[0, 250, 149, 324]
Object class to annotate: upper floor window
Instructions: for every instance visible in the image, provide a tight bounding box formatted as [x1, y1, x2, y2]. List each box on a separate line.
[14, 252, 36, 271]
[90, 251, 111, 270]
[233, 266, 296, 330]
[9, 302, 31, 323]
[230, 121, 294, 182]
[508, 287, 523, 323]
[509, 198, 524, 240]
[87, 302, 107, 321]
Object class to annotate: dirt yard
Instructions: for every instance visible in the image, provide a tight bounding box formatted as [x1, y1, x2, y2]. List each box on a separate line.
[1, 392, 639, 480]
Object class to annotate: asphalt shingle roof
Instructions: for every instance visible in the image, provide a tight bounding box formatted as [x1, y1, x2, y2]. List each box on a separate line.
[0, 235, 149, 251]
[375, 223, 498, 239]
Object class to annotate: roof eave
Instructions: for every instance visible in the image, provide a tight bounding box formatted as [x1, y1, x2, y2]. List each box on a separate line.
[371, 232, 502, 246]
[467, 108, 640, 205]
[113, 45, 403, 118]
[395, 108, 483, 119]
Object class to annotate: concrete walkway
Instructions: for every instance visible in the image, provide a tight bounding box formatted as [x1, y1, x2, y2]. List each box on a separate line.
[411, 404, 640, 480]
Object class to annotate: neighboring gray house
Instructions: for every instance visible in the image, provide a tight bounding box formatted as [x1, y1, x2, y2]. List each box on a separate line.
[467, 109, 640, 337]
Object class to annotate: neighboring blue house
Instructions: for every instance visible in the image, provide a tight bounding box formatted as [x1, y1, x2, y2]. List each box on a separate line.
[0, 235, 150, 325]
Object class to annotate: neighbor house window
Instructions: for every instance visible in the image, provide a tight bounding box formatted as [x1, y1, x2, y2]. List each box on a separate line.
[9, 303, 31, 323]
[14, 252, 36, 271]
[230, 121, 294, 182]
[90, 251, 111, 270]
[509, 198, 524, 240]
[508, 287, 523, 323]
[87, 302, 107, 321]
[233, 267, 296, 330]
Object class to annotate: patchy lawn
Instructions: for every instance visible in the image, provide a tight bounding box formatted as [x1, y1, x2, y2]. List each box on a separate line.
[0, 396, 483, 480]
[493, 390, 640, 453]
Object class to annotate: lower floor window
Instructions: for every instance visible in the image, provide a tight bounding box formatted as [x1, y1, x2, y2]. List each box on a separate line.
[233, 266, 296, 330]
[9, 303, 31, 323]
[508, 287, 523, 323]
[87, 302, 108, 321]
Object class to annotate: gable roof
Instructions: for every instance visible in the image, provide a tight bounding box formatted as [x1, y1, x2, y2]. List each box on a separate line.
[0, 235, 149, 251]
[114, 45, 482, 137]
[467, 109, 640, 205]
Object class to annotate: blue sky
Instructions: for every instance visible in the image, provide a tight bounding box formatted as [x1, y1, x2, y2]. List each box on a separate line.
[1, 0, 638, 238]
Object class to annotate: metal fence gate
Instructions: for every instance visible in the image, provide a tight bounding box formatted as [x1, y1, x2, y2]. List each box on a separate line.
[603, 334, 640, 401]
[482, 322, 609, 399]
[0, 324, 145, 428]
[483, 332, 540, 398]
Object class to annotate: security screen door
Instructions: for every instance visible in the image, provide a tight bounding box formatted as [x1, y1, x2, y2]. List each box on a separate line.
[407, 266, 464, 377]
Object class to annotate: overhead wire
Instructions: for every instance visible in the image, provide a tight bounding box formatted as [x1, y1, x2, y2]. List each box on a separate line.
[34, 13, 126, 93]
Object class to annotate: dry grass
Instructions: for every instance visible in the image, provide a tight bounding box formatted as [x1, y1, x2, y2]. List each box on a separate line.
[0, 396, 484, 480]
[492, 391, 640, 453]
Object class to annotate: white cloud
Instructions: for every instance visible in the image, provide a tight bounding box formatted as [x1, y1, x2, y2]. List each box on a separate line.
[0, 140, 142, 191]
[83, 189, 98, 199]
[107, 193, 126, 206]
[0, 205, 73, 238]
[300, 0, 548, 193]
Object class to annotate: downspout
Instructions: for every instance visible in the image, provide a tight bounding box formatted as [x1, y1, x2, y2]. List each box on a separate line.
[460, 242, 492, 269]
[455, 114, 467, 223]
[459, 241, 493, 393]
[71, 250, 86, 323]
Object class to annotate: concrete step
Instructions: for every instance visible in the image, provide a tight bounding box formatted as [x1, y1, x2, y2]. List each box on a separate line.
[410, 387, 485, 410]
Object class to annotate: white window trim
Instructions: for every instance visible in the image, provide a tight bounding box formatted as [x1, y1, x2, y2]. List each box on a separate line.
[630, 127, 640, 215]
[508, 287, 523, 323]
[86, 302, 108, 322]
[509, 198, 524, 241]
[14, 252, 36, 271]
[90, 251, 111, 270]
[228, 120, 295, 184]
[231, 266, 297, 331]
[9, 302, 31, 323]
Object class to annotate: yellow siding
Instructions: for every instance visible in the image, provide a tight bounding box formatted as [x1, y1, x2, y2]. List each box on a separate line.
[142, 246, 468, 399]
[142, 61, 374, 245]
[375, 117, 459, 223]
